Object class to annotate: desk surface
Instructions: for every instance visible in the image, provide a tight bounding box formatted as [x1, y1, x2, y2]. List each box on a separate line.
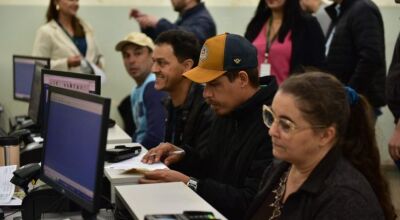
[116, 182, 226, 220]
[107, 124, 132, 144]
[104, 143, 146, 184]
[104, 143, 147, 203]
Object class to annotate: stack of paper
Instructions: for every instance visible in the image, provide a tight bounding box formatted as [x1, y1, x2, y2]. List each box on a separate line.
[0, 165, 18, 205]
[105, 150, 168, 174]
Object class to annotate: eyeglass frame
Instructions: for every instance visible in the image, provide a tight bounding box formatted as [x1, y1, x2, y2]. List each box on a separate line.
[262, 105, 326, 134]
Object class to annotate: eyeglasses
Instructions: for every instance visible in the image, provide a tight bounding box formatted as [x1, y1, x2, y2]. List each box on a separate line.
[262, 105, 326, 134]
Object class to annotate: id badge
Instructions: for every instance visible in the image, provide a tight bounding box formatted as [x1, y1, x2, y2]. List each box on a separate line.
[260, 63, 271, 77]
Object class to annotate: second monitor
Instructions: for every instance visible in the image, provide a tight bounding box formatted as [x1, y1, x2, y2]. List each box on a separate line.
[13, 55, 50, 102]
[39, 69, 101, 127]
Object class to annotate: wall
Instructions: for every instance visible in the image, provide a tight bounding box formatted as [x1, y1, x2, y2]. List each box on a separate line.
[0, 1, 399, 163]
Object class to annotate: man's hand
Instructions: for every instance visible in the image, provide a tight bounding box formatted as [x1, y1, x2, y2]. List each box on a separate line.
[139, 169, 190, 184]
[389, 122, 400, 161]
[141, 142, 185, 165]
[129, 8, 143, 18]
[134, 14, 159, 29]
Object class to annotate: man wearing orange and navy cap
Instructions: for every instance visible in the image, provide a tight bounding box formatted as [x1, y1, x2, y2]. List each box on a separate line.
[140, 33, 278, 220]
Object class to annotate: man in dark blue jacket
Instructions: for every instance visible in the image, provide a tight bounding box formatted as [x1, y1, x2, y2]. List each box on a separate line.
[130, 0, 216, 44]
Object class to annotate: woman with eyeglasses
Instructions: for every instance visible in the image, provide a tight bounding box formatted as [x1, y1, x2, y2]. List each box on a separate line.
[245, 72, 396, 220]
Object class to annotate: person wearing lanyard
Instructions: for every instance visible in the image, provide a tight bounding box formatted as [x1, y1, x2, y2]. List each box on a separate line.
[245, 0, 325, 84]
[32, 0, 104, 73]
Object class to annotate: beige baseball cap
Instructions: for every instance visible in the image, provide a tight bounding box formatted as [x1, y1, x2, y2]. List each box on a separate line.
[115, 32, 155, 51]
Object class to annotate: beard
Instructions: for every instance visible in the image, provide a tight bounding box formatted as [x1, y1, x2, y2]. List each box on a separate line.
[172, 1, 186, 13]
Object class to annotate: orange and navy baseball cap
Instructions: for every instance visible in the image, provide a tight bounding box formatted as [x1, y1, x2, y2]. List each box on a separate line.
[183, 33, 258, 83]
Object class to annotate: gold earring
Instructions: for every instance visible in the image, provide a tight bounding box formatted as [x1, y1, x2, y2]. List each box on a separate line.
[56, 4, 60, 10]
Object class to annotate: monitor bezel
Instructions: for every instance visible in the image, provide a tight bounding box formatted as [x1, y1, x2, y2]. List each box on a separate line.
[13, 55, 50, 102]
[40, 86, 110, 213]
[41, 69, 101, 95]
[27, 63, 48, 125]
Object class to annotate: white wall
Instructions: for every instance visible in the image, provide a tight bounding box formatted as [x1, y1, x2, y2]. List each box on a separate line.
[0, 1, 399, 163]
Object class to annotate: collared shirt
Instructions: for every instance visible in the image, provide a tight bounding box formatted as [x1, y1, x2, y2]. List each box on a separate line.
[246, 147, 385, 220]
[325, 4, 340, 56]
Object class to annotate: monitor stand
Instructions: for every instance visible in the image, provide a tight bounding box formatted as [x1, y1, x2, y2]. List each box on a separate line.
[81, 209, 97, 220]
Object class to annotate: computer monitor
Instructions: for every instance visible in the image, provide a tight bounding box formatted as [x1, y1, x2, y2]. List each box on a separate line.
[40, 86, 110, 217]
[27, 62, 47, 125]
[40, 69, 101, 128]
[13, 55, 50, 101]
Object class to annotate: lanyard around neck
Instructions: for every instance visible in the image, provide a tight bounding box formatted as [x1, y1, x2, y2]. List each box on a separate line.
[265, 16, 277, 59]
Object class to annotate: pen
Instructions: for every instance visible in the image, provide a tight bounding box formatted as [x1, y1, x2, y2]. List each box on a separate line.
[149, 150, 185, 157]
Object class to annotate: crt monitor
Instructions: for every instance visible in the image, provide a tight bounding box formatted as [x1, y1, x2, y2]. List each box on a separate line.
[13, 55, 50, 101]
[40, 86, 110, 216]
[40, 69, 101, 127]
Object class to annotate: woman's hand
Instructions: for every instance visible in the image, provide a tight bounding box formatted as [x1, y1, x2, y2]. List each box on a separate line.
[67, 55, 81, 68]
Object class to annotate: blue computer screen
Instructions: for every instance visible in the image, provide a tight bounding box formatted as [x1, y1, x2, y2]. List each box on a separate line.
[42, 92, 103, 202]
[39, 70, 100, 131]
[15, 61, 34, 99]
[13, 56, 49, 101]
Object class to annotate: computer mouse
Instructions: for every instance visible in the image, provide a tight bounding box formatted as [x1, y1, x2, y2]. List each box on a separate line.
[108, 118, 116, 128]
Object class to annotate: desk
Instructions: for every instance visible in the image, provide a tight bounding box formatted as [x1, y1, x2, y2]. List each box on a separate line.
[116, 182, 226, 220]
[104, 143, 147, 203]
[107, 124, 132, 144]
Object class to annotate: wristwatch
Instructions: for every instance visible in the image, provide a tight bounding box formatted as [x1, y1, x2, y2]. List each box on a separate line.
[186, 177, 198, 191]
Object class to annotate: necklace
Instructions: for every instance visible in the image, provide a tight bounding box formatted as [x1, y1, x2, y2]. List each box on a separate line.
[268, 169, 290, 220]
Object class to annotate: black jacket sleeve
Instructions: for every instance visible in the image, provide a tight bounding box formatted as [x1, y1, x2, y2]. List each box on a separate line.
[195, 137, 273, 220]
[347, 5, 385, 94]
[291, 14, 325, 73]
[304, 16, 326, 70]
[386, 33, 400, 123]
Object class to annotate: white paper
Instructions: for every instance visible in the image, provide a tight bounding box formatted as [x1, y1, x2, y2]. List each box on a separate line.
[260, 63, 271, 77]
[105, 150, 168, 171]
[33, 136, 43, 143]
[89, 61, 107, 84]
[0, 165, 17, 204]
[1, 196, 22, 206]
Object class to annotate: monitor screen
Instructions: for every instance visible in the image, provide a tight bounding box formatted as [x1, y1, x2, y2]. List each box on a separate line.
[13, 55, 50, 101]
[40, 69, 101, 128]
[40, 86, 110, 214]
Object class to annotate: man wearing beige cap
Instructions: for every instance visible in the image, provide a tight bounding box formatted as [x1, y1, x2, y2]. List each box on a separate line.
[141, 33, 278, 219]
[115, 32, 166, 149]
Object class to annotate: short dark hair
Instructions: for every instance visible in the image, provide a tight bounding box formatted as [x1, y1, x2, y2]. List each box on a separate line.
[225, 68, 259, 88]
[155, 30, 200, 66]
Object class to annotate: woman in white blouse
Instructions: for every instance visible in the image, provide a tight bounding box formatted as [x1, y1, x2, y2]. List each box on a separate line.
[32, 0, 104, 74]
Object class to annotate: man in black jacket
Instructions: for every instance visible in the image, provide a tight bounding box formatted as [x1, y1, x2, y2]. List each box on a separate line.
[324, 0, 386, 117]
[141, 33, 277, 220]
[152, 30, 214, 166]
